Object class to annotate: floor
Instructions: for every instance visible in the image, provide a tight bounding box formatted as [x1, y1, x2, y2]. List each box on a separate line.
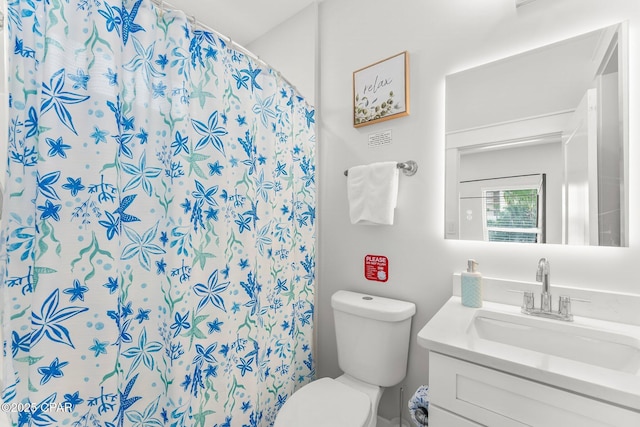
[377, 415, 411, 427]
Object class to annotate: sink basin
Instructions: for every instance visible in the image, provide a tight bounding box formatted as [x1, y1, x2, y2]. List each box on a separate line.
[469, 309, 640, 373]
[418, 293, 640, 411]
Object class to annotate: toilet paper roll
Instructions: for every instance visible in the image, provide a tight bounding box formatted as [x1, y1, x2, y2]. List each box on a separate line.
[408, 385, 429, 426]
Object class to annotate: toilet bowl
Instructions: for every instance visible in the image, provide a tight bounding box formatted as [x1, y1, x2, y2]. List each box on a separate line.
[274, 375, 379, 427]
[274, 290, 416, 427]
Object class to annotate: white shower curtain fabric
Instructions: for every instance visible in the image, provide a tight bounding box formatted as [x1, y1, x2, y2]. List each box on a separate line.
[1, 1, 316, 426]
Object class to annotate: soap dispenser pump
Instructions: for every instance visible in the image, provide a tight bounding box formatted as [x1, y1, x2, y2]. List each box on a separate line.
[461, 259, 483, 308]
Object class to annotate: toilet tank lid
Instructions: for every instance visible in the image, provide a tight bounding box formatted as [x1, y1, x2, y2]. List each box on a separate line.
[331, 290, 416, 322]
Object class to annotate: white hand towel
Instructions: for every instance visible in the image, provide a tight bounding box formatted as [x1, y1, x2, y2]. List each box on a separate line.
[347, 161, 399, 225]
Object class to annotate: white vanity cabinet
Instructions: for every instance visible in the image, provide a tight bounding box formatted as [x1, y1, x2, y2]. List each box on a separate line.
[428, 352, 640, 427]
[428, 405, 482, 427]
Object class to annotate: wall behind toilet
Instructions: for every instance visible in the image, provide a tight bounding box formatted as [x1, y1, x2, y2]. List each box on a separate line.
[316, 0, 640, 421]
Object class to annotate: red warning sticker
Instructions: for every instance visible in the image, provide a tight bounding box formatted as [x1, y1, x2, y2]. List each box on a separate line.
[364, 254, 389, 282]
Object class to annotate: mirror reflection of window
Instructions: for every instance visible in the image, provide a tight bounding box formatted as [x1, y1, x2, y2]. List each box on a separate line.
[459, 173, 546, 243]
[445, 22, 628, 246]
[484, 188, 541, 243]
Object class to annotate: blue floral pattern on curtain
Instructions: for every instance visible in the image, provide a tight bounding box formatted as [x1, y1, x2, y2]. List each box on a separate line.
[1, 1, 316, 426]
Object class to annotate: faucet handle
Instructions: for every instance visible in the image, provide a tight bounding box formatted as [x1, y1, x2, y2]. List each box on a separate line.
[522, 291, 535, 311]
[558, 295, 576, 321]
[509, 290, 535, 312]
[507, 289, 535, 313]
[558, 295, 591, 321]
[558, 295, 572, 318]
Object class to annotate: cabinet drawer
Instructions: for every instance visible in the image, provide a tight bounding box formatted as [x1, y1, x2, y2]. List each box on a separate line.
[429, 352, 640, 427]
[430, 404, 482, 427]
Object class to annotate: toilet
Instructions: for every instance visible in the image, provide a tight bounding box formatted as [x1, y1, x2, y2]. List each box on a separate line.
[274, 290, 416, 427]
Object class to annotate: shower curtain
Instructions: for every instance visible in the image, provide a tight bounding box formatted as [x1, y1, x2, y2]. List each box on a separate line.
[1, 1, 315, 426]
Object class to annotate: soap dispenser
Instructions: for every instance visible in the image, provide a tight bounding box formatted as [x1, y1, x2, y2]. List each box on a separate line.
[461, 259, 483, 308]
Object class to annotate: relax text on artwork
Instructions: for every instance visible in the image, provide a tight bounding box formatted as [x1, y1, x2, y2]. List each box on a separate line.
[362, 74, 393, 95]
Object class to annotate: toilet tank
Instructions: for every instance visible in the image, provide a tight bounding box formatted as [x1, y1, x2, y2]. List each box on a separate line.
[331, 290, 416, 387]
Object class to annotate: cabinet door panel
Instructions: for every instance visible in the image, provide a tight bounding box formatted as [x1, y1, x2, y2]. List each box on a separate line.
[429, 352, 640, 427]
[430, 404, 482, 427]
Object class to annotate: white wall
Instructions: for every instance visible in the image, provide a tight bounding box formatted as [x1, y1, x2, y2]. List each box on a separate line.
[247, 3, 317, 105]
[317, 0, 640, 421]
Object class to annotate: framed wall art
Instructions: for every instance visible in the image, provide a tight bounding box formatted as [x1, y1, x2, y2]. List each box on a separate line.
[353, 51, 410, 128]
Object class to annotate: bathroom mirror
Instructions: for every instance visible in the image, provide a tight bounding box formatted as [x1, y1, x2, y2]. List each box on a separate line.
[444, 22, 628, 246]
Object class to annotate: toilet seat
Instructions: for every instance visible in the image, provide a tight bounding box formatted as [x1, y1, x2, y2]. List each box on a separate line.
[274, 377, 371, 427]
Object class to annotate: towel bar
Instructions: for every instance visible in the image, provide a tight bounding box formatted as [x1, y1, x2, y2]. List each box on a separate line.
[344, 160, 418, 177]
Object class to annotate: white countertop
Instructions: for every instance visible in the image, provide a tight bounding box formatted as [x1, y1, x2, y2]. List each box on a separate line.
[417, 296, 640, 411]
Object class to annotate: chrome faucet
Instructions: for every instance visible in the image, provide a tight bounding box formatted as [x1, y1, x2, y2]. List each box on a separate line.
[520, 257, 575, 321]
[536, 257, 552, 313]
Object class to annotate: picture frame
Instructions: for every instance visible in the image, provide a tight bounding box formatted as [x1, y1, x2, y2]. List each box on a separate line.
[353, 51, 410, 128]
